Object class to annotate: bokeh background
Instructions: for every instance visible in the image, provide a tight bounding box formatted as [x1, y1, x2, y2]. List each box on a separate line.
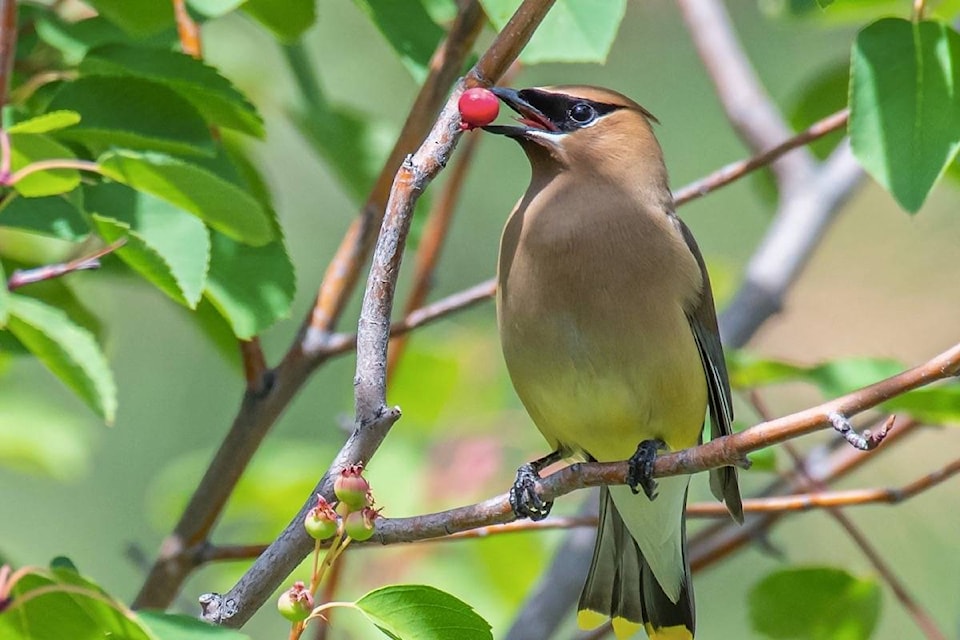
[2, 1, 959, 638]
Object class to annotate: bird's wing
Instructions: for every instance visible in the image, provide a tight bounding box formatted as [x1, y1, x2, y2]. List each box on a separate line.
[676, 217, 743, 523]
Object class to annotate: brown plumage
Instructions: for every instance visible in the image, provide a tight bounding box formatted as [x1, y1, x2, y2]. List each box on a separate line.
[486, 86, 742, 639]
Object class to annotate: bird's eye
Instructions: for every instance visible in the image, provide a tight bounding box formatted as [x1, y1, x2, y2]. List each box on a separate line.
[568, 102, 596, 125]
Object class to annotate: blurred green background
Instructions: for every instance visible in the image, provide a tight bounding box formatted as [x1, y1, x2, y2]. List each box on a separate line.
[2, 1, 959, 638]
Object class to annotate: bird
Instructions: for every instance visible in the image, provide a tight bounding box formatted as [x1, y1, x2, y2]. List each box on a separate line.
[483, 85, 744, 640]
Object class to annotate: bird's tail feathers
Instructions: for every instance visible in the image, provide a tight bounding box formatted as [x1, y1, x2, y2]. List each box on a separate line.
[577, 487, 694, 640]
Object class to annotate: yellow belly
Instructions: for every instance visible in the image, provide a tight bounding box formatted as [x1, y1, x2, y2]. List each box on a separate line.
[500, 301, 707, 462]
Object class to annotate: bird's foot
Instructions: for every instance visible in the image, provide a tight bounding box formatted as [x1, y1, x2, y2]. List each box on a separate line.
[627, 439, 666, 500]
[510, 463, 553, 521]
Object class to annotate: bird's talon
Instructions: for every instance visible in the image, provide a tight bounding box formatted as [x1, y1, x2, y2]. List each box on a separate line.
[510, 463, 552, 521]
[627, 439, 666, 501]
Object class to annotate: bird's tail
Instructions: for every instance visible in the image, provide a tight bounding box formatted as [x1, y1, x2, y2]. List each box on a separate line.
[577, 487, 694, 640]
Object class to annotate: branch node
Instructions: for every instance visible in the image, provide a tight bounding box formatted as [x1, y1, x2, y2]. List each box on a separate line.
[198, 592, 236, 623]
[829, 411, 891, 451]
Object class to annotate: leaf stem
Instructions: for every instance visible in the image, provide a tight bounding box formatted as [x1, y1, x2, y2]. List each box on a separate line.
[4, 158, 103, 185]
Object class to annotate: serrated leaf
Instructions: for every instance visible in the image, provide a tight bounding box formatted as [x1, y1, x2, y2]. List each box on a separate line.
[203, 231, 295, 339]
[850, 18, 960, 212]
[292, 103, 395, 203]
[354, 585, 492, 640]
[352, 0, 445, 83]
[139, 611, 251, 640]
[48, 76, 215, 157]
[749, 567, 880, 639]
[98, 150, 275, 246]
[81, 44, 264, 137]
[241, 0, 316, 43]
[0, 192, 90, 241]
[8, 133, 81, 197]
[480, 0, 627, 64]
[8, 111, 81, 134]
[0, 564, 151, 640]
[84, 0, 174, 36]
[5, 294, 116, 423]
[86, 182, 210, 308]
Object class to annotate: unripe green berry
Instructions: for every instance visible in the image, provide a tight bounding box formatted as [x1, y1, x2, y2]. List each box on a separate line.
[277, 581, 313, 622]
[304, 494, 339, 540]
[334, 464, 371, 510]
[344, 507, 378, 542]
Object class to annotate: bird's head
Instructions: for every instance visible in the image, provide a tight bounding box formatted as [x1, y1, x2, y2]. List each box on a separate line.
[484, 85, 668, 189]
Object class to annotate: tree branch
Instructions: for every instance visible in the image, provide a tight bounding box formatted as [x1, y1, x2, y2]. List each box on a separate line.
[133, 1, 487, 610]
[201, 1, 558, 627]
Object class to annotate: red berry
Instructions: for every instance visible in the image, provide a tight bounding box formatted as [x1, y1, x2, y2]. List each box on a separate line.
[304, 494, 339, 540]
[458, 87, 499, 130]
[277, 581, 313, 622]
[334, 464, 371, 510]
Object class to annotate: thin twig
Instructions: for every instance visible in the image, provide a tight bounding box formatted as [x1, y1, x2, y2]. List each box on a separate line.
[4, 158, 103, 185]
[674, 109, 849, 206]
[239, 338, 268, 395]
[773, 408, 948, 640]
[172, 0, 202, 57]
[675, 0, 813, 192]
[7, 240, 127, 290]
[0, 0, 17, 109]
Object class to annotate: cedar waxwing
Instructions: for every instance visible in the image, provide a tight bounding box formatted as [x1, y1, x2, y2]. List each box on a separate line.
[484, 86, 744, 640]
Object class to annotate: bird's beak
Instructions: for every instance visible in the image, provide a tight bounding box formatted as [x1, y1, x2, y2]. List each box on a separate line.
[483, 87, 560, 138]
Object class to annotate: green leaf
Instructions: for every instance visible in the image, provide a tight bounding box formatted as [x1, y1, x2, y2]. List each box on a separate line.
[352, 0, 445, 83]
[241, 0, 316, 43]
[98, 150, 276, 246]
[8, 133, 81, 197]
[139, 611, 252, 640]
[84, 0, 174, 36]
[187, 0, 246, 18]
[86, 183, 211, 308]
[788, 63, 848, 159]
[480, 0, 627, 64]
[292, 103, 395, 203]
[850, 18, 960, 212]
[806, 358, 903, 398]
[0, 564, 151, 640]
[203, 231, 295, 339]
[35, 15, 176, 66]
[884, 385, 960, 424]
[80, 44, 264, 137]
[749, 567, 880, 639]
[354, 585, 492, 640]
[727, 351, 808, 389]
[8, 111, 81, 134]
[0, 396, 91, 479]
[0, 192, 90, 241]
[5, 294, 116, 423]
[48, 76, 215, 157]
